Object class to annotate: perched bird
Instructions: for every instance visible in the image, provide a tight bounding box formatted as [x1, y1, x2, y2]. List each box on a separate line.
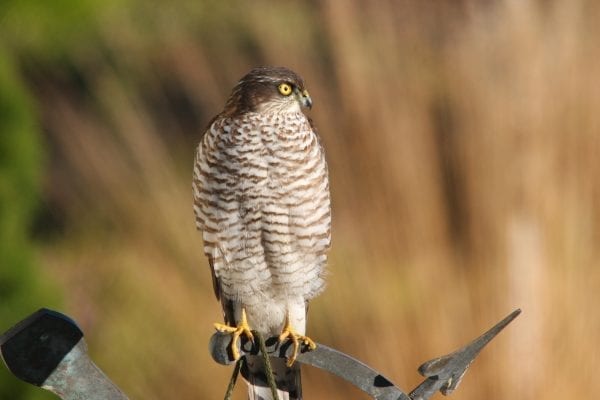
[193, 66, 331, 400]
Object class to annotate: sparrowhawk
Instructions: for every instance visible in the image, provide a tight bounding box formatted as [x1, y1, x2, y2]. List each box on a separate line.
[193, 66, 331, 400]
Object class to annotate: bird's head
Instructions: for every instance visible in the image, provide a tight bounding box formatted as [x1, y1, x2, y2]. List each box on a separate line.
[223, 66, 313, 116]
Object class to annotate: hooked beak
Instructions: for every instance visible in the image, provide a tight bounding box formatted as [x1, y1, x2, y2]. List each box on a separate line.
[297, 89, 313, 109]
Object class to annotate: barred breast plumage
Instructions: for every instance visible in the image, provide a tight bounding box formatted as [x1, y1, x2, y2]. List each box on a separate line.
[193, 66, 330, 400]
[194, 111, 330, 312]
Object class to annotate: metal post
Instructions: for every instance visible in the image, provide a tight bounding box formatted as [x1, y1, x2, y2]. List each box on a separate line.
[0, 309, 128, 400]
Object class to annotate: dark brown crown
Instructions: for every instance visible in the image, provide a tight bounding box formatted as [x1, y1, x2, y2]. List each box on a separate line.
[222, 66, 307, 116]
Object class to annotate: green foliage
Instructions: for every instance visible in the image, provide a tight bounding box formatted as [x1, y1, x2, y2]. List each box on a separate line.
[0, 49, 59, 400]
[1, 0, 108, 56]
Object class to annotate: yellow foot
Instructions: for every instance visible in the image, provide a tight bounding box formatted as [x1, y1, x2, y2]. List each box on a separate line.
[278, 315, 317, 367]
[214, 308, 254, 361]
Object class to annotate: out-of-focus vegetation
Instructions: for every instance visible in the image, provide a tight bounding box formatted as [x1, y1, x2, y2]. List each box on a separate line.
[1, 1, 600, 399]
[0, 45, 59, 400]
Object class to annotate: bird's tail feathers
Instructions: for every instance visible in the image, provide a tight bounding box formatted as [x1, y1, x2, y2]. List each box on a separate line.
[242, 355, 302, 400]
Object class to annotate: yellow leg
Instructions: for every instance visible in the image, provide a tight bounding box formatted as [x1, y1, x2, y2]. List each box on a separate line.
[278, 314, 317, 367]
[214, 308, 254, 361]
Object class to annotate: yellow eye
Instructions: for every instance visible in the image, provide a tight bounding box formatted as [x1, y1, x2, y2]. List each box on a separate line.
[278, 83, 293, 96]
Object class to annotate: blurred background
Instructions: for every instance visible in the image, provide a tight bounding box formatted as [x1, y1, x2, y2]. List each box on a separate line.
[1, 0, 599, 399]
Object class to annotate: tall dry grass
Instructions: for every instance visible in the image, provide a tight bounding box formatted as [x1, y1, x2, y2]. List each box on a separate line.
[21, 1, 600, 399]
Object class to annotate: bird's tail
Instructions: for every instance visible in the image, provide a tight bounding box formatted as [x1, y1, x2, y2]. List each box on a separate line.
[242, 355, 302, 400]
